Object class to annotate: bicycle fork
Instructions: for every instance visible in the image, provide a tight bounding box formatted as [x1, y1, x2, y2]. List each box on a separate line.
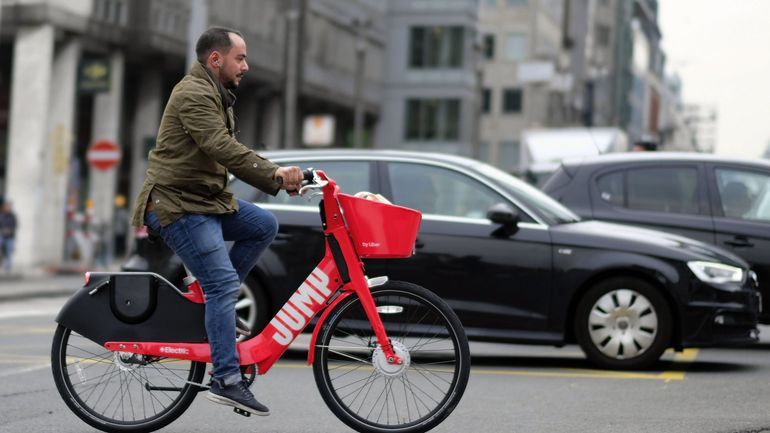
[315, 226, 403, 366]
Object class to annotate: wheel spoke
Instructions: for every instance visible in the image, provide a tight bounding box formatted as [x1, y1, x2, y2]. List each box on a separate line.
[314, 285, 469, 430]
[52, 326, 203, 429]
[235, 298, 253, 311]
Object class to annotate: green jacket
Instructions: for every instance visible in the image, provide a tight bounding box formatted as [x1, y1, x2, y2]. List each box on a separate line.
[131, 61, 281, 228]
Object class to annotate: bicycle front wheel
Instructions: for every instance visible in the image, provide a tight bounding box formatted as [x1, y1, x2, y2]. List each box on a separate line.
[313, 281, 470, 433]
[51, 325, 206, 433]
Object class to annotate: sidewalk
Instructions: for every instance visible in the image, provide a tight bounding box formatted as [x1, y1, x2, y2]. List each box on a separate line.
[0, 271, 92, 302]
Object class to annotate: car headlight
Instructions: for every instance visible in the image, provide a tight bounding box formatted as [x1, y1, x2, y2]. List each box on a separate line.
[687, 261, 745, 285]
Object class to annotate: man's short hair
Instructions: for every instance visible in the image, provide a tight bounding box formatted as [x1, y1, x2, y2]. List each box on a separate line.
[195, 27, 244, 63]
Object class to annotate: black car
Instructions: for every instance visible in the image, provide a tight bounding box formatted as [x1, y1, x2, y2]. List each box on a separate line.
[542, 152, 770, 322]
[124, 149, 760, 369]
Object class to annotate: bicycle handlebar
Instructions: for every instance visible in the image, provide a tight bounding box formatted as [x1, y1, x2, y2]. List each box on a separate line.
[276, 168, 316, 193]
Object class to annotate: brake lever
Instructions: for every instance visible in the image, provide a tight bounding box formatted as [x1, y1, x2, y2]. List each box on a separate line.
[298, 180, 328, 198]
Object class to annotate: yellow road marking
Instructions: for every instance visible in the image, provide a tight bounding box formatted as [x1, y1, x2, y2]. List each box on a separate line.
[468, 367, 684, 381]
[0, 349, 701, 382]
[673, 348, 699, 362]
[270, 357, 694, 382]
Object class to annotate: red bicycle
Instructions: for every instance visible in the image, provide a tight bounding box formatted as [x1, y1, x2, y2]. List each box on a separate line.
[51, 169, 470, 433]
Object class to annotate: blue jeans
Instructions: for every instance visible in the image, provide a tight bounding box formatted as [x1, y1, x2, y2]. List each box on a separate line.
[145, 199, 277, 384]
[1, 236, 14, 272]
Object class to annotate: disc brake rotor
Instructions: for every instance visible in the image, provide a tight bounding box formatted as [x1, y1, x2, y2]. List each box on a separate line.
[372, 341, 411, 378]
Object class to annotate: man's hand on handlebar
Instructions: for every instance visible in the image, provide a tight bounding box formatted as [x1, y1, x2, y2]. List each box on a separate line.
[275, 166, 303, 195]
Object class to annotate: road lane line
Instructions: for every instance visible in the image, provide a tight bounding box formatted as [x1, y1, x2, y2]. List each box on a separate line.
[0, 363, 50, 378]
[467, 368, 685, 381]
[0, 309, 61, 320]
[269, 361, 687, 381]
[0, 326, 56, 335]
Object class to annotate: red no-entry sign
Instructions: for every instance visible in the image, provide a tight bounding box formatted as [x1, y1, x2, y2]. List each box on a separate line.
[87, 140, 121, 170]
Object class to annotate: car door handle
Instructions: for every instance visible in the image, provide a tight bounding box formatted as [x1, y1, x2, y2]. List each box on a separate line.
[724, 236, 753, 248]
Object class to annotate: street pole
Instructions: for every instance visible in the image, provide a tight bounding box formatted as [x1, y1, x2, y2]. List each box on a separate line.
[472, 39, 484, 160]
[282, 0, 305, 149]
[473, 66, 483, 160]
[186, 0, 208, 70]
[352, 18, 371, 148]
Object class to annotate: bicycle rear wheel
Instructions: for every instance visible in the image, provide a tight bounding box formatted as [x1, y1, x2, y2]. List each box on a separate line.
[51, 325, 206, 433]
[313, 281, 470, 433]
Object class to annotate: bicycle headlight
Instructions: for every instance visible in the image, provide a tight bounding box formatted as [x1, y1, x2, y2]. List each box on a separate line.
[687, 261, 745, 285]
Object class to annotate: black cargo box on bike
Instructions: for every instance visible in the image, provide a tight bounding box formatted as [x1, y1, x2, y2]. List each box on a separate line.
[55, 272, 208, 345]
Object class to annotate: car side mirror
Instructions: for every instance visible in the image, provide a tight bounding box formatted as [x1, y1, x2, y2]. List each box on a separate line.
[487, 203, 520, 237]
[487, 203, 519, 225]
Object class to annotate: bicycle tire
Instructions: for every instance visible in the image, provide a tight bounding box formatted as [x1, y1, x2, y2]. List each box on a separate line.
[313, 281, 470, 433]
[51, 324, 206, 433]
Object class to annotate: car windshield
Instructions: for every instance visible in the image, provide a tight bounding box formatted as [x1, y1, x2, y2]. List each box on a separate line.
[473, 162, 581, 225]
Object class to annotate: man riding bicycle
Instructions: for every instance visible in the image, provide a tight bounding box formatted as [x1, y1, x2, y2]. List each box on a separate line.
[130, 27, 302, 416]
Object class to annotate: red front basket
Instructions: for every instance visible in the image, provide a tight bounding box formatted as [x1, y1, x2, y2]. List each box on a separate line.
[337, 194, 422, 259]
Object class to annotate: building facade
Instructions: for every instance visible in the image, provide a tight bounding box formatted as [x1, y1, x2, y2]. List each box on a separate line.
[476, 0, 696, 174]
[0, 0, 698, 273]
[0, 0, 386, 272]
[478, 0, 569, 173]
[375, 0, 480, 155]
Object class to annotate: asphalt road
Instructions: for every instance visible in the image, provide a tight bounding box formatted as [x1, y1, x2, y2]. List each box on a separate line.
[2, 296, 770, 433]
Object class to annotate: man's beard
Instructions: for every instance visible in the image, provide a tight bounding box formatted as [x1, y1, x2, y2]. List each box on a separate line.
[224, 78, 239, 90]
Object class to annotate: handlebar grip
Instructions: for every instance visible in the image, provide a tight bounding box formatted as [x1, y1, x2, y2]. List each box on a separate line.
[276, 168, 315, 194]
[276, 168, 314, 186]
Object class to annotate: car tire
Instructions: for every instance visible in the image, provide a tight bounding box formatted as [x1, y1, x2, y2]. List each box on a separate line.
[575, 277, 672, 370]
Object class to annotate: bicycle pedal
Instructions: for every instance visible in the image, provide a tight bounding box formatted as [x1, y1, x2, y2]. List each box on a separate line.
[233, 407, 251, 417]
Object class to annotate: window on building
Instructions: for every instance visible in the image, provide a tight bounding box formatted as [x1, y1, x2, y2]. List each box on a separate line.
[596, 24, 611, 48]
[482, 0, 499, 6]
[405, 99, 461, 141]
[506, 0, 528, 6]
[502, 88, 523, 113]
[483, 34, 495, 60]
[409, 26, 465, 69]
[504, 33, 528, 61]
[94, 0, 128, 26]
[482, 88, 492, 113]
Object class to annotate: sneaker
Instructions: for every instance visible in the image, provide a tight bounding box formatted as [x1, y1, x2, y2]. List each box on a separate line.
[207, 379, 270, 416]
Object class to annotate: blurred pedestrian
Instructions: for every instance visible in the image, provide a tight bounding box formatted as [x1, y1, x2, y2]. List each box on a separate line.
[632, 135, 658, 152]
[113, 194, 129, 259]
[0, 200, 18, 273]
